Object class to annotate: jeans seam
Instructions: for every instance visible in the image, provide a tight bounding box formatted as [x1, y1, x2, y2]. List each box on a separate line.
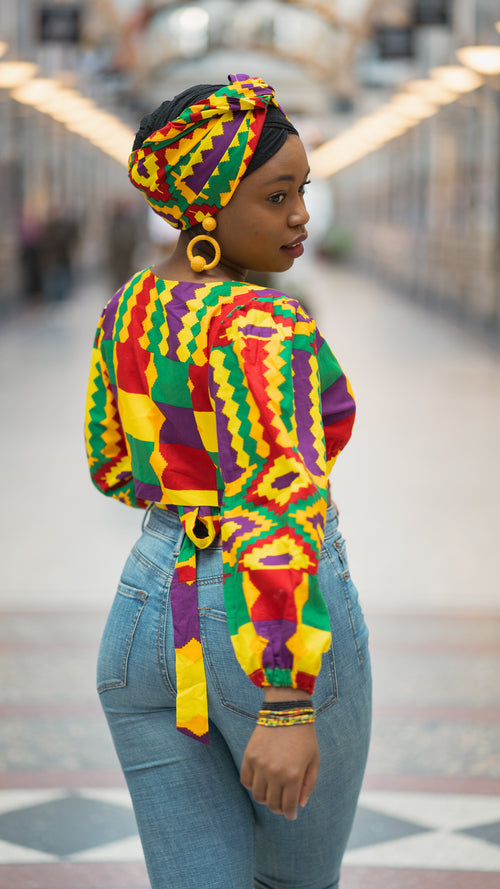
[157, 525, 185, 699]
[200, 609, 258, 718]
[200, 608, 338, 715]
[158, 576, 177, 698]
[130, 544, 171, 582]
[324, 545, 364, 665]
[97, 587, 148, 694]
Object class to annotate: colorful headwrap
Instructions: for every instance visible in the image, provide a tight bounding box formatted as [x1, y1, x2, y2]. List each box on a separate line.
[128, 74, 288, 231]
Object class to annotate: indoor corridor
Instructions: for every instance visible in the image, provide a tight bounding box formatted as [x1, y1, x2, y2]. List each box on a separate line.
[0, 260, 499, 889]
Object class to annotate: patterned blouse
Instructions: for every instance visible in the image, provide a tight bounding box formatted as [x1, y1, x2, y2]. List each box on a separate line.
[85, 270, 356, 741]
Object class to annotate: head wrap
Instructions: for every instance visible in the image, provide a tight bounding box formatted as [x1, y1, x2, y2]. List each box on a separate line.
[128, 73, 298, 231]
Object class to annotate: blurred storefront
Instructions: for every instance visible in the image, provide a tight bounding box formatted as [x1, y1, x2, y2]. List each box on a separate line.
[0, 0, 499, 335]
[310, 0, 500, 334]
[0, 0, 141, 312]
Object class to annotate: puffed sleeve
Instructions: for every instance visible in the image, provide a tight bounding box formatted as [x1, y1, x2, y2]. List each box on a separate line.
[208, 293, 351, 693]
[84, 296, 148, 509]
[315, 328, 356, 474]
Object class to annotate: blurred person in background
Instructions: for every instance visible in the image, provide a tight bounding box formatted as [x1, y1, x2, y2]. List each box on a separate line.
[19, 208, 43, 303]
[85, 74, 371, 889]
[39, 203, 79, 303]
[106, 198, 141, 290]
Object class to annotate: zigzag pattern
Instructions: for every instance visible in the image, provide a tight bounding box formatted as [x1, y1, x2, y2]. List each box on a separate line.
[85, 273, 356, 740]
[128, 74, 273, 230]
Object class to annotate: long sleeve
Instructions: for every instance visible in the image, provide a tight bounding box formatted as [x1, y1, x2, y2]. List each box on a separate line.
[85, 302, 148, 509]
[316, 329, 356, 474]
[208, 294, 350, 693]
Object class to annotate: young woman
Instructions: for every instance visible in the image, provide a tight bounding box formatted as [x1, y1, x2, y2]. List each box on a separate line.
[85, 74, 371, 889]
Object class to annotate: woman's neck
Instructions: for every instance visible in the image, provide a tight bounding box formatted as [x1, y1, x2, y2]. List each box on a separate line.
[151, 231, 248, 284]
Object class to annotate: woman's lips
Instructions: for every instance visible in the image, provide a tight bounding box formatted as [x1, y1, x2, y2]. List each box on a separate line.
[280, 234, 307, 259]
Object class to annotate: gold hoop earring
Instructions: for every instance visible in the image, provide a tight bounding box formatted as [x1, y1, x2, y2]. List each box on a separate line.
[187, 216, 220, 273]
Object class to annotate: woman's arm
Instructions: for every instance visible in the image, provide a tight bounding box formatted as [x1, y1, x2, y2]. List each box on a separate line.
[209, 293, 333, 816]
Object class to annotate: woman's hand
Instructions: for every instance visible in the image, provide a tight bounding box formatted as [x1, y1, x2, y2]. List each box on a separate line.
[240, 722, 320, 821]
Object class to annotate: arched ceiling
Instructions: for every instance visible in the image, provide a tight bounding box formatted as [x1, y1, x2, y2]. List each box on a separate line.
[86, 0, 408, 104]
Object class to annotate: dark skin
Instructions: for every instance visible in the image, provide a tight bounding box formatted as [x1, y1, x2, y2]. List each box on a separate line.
[153, 136, 322, 821]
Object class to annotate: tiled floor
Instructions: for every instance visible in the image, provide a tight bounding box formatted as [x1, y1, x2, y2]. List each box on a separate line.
[1, 609, 499, 888]
[1, 262, 499, 888]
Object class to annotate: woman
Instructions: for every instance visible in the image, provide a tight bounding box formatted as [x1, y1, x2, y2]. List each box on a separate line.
[85, 74, 371, 889]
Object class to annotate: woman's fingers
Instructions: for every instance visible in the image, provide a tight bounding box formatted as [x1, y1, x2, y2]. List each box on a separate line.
[240, 723, 320, 819]
[280, 780, 301, 820]
[298, 757, 320, 809]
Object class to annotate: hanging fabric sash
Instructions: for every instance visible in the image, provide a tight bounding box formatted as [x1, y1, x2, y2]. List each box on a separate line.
[170, 505, 221, 744]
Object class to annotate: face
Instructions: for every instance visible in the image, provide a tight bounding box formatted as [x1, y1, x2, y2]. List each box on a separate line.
[215, 135, 310, 276]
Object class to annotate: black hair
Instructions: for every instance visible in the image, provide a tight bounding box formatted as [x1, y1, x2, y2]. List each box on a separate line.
[132, 80, 299, 177]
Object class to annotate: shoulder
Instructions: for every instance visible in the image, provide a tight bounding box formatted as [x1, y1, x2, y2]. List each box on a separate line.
[99, 269, 159, 338]
[221, 284, 315, 331]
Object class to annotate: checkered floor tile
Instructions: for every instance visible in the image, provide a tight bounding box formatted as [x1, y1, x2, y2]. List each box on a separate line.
[0, 788, 499, 871]
[344, 790, 500, 870]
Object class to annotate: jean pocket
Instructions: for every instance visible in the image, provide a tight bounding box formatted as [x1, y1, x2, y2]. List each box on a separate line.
[200, 607, 338, 719]
[97, 582, 148, 694]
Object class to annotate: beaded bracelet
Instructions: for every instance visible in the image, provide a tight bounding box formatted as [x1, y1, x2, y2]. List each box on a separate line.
[260, 699, 313, 711]
[256, 705, 316, 727]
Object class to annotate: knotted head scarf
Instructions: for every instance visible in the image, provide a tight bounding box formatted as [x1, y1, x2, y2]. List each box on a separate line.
[128, 73, 298, 230]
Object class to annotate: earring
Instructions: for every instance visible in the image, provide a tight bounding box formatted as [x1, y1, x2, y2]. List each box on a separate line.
[187, 216, 221, 273]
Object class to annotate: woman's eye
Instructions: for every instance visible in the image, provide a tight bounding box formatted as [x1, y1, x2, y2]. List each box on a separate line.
[299, 179, 311, 195]
[268, 192, 286, 204]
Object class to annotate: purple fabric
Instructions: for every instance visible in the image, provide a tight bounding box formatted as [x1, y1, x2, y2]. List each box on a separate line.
[322, 376, 356, 424]
[164, 283, 197, 352]
[311, 511, 324, 535]
[208, 364, 240, 482]
[239, 324, 276, 338]
[221, 513, 263, 550]
[292, 348, 321, 473]
[135, 480, 163, 501]
[272, 470, 299, 490]
[170, 576, 201, 645]
[260, 553, 293, 566]
[102, 290, 122, 340]
[158, 404, 203, 448]
[254, 619, 296, 670]
[183, 113, 244, 194]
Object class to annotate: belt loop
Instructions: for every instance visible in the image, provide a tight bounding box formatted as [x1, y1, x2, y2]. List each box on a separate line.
[141, 503, 154, 532]
[173, 520, 185, 558]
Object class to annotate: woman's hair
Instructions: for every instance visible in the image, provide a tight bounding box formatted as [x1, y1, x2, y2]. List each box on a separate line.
[132, 82, 299, 178]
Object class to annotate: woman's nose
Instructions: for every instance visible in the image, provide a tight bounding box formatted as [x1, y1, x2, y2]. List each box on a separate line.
[289, 200, 309, 228]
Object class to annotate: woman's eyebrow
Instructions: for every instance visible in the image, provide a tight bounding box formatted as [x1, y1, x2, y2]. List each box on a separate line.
[263, 170, 311, 185]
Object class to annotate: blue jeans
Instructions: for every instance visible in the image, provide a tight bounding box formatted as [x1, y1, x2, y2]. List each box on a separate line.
[97, 505, 372, 889]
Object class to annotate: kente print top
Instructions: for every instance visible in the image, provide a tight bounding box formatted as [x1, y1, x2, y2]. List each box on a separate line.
[85, 270, 356, 742]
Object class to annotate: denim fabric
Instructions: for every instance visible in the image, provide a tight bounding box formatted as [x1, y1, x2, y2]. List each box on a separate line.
[97, 505, 372, 889]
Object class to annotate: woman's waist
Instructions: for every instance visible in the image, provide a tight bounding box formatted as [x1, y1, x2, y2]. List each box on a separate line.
[144, 501, 339, 544]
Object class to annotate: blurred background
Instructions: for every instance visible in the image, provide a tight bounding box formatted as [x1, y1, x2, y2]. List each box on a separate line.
[0, 3, 500, 888]
[0, 0, 500, 332]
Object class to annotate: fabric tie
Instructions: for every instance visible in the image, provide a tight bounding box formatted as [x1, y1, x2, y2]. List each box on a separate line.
[128, 74, 283, 231]
[170, 505, 221, 743]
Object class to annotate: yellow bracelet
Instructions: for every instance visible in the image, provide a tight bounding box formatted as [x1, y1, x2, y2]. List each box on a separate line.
[256, 706, 316, 727]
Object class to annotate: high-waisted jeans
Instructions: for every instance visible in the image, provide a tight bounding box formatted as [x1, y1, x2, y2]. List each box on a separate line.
[97, 505, 372, 889]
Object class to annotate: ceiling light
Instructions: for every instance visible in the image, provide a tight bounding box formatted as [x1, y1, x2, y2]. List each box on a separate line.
[177, 6, 209, 30]
[456, 45, 500, 75]
[310, 139, 374, 178]
[430, 65, 483, 92]
[362, 110, 412, 136]
[12, 78, 61, 105]
[0, 61, 37, 89]
[404, 78, 458, 104]
[32, 90, 91, 115]
[390, 94, 437, 120]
